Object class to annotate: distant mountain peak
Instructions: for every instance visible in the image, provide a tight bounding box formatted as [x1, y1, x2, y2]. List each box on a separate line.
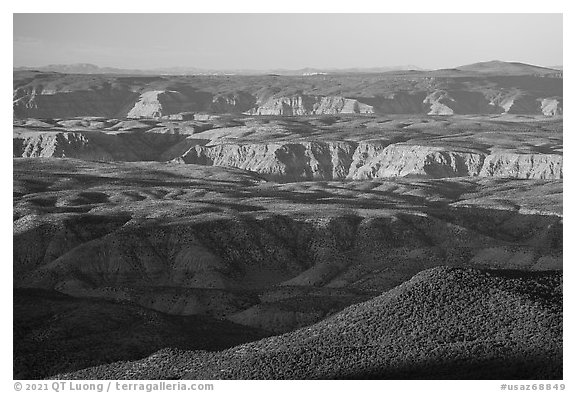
[455, 60, 560, 75]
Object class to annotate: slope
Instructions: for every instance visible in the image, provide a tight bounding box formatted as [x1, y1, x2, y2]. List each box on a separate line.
[56, 267, 562, 380]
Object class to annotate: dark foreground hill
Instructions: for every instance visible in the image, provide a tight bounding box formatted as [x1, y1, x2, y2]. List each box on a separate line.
[14, 289, 271, 379]
[56, 267, 562, 380]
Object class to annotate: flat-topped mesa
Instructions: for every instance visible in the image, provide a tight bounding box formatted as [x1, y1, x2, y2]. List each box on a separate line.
[176, 141, 358, 181]
[246, 95, 374, 116]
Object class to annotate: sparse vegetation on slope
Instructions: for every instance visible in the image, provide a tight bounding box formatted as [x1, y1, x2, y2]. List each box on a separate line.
[13, 69, 562, 118]
[14, 289, 271, 380]
[55, 267, 562, 380]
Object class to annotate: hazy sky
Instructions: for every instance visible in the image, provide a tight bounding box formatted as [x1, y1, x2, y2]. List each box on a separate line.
[13, 13, 563, 70]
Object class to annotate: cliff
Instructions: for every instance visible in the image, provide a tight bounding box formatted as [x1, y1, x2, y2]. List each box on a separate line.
[246, 95, 374, 116]
[349, 144, 486, 178]
[176, 141, 358, 181]
[13, 130, 186, 161]
[172, 141, 563, 181]
[480, 152, 563, 179]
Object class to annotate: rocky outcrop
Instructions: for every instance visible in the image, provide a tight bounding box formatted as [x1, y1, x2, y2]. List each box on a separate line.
[177, 141, 358, 181]
[423, 90, 506, 115]
[127, 91, 257, 118]
[480, 152, 563, 179]
[349, 144, 485, 179]
[13, 130, 186, 161]
[127, 90, 193, 118]
[313, 96, 374, 114]
[423, 90, 455, 115]
[174, 141, 563, 181]
[209, 92, 256, 113]
[246, 95, 374, 116]
[13, 88, 138, 119]
[14, 132, 116, 161]
[347, 140, 391, 175]
[14, 129, 563, 181]
[540, 98, 562, 116]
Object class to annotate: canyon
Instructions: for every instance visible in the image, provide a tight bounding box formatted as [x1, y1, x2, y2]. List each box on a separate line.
[13, 63, 563, 380]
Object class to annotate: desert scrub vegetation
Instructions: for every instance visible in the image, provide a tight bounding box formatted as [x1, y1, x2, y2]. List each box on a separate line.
[14, 289, 271, 379]
[55, 267, 562, 380]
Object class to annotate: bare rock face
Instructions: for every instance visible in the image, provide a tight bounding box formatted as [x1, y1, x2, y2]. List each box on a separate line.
[177, 141, 358, 181]
[127, 90, 192, 119]
[13, 130, 185, 161]
[246, 95, 374, 116]
[540, 98, 563, 116]
[246, 96, 313, 116]
[423, 90, 455, 115]
[209, 92, 256, 113]
[347, 140, 390, 175]
[14, 131, 116, 161]
[348, 144, 486, 179]
[480, 152, 563, 179]
[314, 96, 374, 114]
[171, 140, 563, 181]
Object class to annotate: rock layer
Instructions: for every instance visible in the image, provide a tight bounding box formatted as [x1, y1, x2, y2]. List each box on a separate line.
[174, 141, 563, 180]
[177, 141, 358, 181]
[246, 95, 374, 115]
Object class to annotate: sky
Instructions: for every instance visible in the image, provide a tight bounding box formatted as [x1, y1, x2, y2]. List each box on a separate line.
[13, 13, 563, 70]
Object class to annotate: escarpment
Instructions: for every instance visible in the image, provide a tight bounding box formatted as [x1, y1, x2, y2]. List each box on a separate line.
[13, 130, 187, 161]
[13, 124, 563, 180]
[175, 141, 358, 181]
[172, 141, 563, 180]
[246, 95, 375, 115]
[479, 152, 563, 179]
[348, 144, 486, 179]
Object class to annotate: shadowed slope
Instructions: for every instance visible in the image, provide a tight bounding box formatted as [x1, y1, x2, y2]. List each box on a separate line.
[55, 267, 562, 380]
[14, 289, 271, 380]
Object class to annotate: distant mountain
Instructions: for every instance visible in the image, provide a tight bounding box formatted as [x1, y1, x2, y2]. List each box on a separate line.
[14, 63, 424, 76]
[266, 65, 425, 75]
[16, 61, 563, 77]
[454, 60, 560, 75]
[14, 63, 152, 75]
